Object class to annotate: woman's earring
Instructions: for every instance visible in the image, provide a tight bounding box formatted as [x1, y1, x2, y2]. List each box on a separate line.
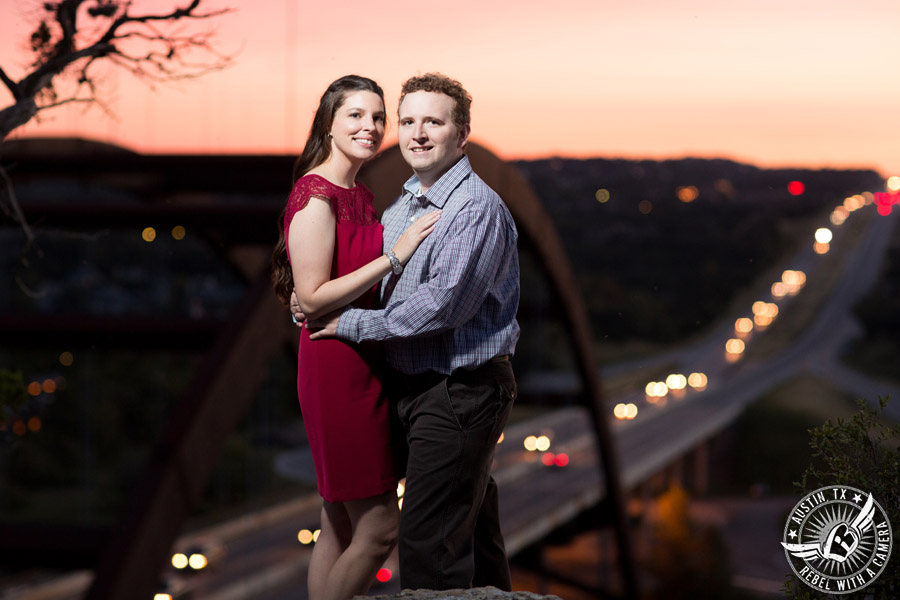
[326, 133, 333, 139]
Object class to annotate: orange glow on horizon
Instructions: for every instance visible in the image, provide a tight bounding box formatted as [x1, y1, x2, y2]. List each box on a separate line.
[1, 2, 899, 176]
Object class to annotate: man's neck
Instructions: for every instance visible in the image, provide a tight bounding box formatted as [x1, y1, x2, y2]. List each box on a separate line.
[415, 154, 465, 195]
[417, 173, 441, 196]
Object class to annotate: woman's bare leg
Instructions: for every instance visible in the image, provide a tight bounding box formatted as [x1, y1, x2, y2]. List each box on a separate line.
[308, 501, 352, 600]
[321, 489, 399, 600]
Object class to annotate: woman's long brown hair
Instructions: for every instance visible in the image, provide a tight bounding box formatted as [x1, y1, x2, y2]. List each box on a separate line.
[271, 75, 385, 306]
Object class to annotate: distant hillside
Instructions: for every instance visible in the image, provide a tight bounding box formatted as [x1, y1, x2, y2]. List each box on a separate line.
[0, 136, 138, 158]
[513, 156, 882, 343]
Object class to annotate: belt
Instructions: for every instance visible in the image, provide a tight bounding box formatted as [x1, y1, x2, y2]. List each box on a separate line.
[402, 355, 510, 396]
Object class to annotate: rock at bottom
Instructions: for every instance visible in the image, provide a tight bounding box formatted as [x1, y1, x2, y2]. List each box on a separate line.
[362, 586, 563, 600]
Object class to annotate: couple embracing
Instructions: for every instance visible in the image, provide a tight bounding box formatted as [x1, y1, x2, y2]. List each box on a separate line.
[271, 73, 520, 599]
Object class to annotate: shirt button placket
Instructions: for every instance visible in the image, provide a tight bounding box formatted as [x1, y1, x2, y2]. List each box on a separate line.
[407, 195, 418, 223]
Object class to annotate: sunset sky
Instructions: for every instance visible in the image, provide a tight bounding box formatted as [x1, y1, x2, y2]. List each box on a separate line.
[2, 0, 900, 177]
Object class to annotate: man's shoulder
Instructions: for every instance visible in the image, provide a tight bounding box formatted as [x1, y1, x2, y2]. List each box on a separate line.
[453, 169, 502, 208]
[459, 170, 516, 224]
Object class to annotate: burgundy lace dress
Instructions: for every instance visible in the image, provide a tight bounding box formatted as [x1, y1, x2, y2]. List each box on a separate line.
[284, 174, 397, 502]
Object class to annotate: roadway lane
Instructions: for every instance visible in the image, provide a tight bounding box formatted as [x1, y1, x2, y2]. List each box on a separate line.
[188, 204, 900, 599]
[19, 205, 896, 599]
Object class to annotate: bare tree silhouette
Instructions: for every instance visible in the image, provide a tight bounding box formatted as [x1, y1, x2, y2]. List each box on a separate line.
[0, 0, 234, 281]
[0, 0, 234, 141]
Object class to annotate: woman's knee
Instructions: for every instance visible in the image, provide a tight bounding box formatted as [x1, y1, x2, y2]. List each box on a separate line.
[350, 496, 399, 558]
[364, 508, 399, 554]
[367, 528, 397, 563]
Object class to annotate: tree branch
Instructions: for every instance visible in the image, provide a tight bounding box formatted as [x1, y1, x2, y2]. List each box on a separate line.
[0, 67, 20, 99]
[0, 1, 235, 142]
[101, 1, 233, 45]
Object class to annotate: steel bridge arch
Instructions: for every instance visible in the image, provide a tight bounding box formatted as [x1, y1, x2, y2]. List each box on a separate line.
[86, 142, 638, 599]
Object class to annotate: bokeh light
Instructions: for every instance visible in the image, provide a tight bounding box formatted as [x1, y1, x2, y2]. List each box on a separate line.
[376, 568, 392, 583]
[844, 195, 865, 212]
[614, 403, 638, 420]
[754, 314, 773, 328]
[725, 338, 745, 355]
[188, 554, 208, 570]
[782, 269, 805, 294]
[171, 553, 188, 569]
[688, 372, 708, 390]
[665, 374, 687, 391]
[830, 206, 849, 225]
[142, 227, 157, 242]
[676, 185, 698, 202]
[787, 181, 805, 195]
[595, 188, 610, 203]
[171, 225, 186, 240]
[59, 351, 74, 366]
[645, 381, 669, 402]
[735, 317, 753, 335]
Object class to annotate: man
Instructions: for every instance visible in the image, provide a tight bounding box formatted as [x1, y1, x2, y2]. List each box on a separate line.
[306, 73, 520, 590]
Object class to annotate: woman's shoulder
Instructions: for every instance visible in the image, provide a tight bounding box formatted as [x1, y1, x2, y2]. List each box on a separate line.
[285, 174, 339, 222]
[286, 174, 375, 222]
[292, 173, 340, 199]
[292, 174, 373, 200]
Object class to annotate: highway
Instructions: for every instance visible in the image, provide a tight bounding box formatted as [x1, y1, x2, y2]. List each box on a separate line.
[16, 202, 898, 599]
[181, 201, 899, 599]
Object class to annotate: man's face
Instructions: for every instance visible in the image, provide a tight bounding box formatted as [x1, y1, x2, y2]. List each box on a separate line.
[398, 91, 470, 190]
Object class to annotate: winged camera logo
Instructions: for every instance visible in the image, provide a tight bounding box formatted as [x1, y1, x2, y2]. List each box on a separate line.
[782, 485, 892, 594]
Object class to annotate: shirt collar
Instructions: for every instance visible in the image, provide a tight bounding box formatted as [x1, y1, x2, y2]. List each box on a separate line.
[401, 155, 472, 209]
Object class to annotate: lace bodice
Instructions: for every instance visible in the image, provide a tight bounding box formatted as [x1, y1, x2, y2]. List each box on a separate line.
[284, 174, 379, 234]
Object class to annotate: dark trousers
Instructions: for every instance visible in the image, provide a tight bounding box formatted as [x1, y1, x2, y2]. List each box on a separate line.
[396, 358, 516, 591]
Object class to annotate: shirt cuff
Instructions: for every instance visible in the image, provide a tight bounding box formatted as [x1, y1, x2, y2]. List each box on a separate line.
[336, 308, 364, 342]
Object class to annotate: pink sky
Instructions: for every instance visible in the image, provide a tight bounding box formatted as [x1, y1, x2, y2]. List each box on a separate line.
[3, 0, 900, 177]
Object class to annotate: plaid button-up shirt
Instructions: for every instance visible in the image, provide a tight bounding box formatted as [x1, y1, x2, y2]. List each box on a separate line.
[336, 155, 520, 375]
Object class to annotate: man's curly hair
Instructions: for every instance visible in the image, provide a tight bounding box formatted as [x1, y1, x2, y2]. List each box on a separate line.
[399, 73, 472, 129]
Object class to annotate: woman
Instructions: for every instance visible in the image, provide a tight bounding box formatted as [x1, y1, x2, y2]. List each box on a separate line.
[271, 75, 439, 600]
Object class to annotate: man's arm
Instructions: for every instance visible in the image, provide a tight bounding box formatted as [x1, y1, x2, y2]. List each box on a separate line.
[312, 203, 514, 342]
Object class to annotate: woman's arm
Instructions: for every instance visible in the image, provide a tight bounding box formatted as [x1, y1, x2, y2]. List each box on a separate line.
[288, 198, 440, 320]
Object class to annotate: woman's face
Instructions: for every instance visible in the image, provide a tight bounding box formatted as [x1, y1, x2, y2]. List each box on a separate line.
[329, 91, 385, 163]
